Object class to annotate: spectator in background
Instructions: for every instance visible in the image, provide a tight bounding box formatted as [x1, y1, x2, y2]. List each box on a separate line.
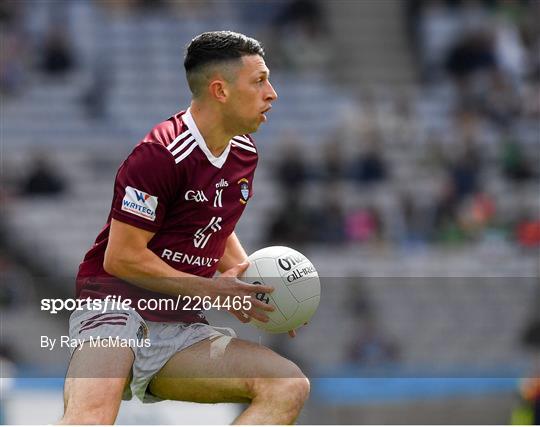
[0, 1, 26, 96]
[275, 137, 308, 191]
[273, 0, 325, 31]
[320, 140, 345, 182]
[345, 280, 399, 366]
[40, 27, 75, 76]
[346, 205, 383, 244]
[500, 130, 535, 182]
[516, 216, 540, 248]
[0, 254, 36, 308]
[482, 71, 521, 126]
[81, 62, 111, 119]
[386, 93, 420, 147]
[346, 279, 372, 319]
[394, 192, 428, 246]
[458, 190, 496, 240]
[0, 30, 26, 96]
[440, 109, 482, 202]
[347, 317, 400, 366]
[445, 30, 497, 97]
[448, 139, 481, 201]
[266, 190, 312, 246]
[422, 131, 447, 170]
[417, 0, 460, 81]
[350, 131, 388, 185]
[432, 179, 463, 243]
[20, 154, 66, 196]
[310, 183, 346, 243]
[493, 0, 527, 83]
[268, 0, 331, 71]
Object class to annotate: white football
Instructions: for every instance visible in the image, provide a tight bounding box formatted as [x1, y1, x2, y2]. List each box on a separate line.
[241, 246, 320, 333]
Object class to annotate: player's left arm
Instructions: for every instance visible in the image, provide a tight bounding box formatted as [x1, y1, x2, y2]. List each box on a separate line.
[217, 232, 248, 273]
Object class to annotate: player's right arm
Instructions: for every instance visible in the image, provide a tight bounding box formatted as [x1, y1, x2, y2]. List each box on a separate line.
[103, 218, 274, 322]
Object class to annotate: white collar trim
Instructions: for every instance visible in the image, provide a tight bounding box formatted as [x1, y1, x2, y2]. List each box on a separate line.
[183, 108, 231, 169]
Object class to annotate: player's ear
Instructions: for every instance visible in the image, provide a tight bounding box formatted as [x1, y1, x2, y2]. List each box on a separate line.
[208, 79, 228, 103]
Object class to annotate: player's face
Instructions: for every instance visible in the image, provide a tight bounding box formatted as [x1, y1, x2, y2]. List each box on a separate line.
[227, 55, 277, 133]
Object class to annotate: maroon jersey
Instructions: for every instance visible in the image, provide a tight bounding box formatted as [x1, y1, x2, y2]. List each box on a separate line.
[77, 109, 258, 323]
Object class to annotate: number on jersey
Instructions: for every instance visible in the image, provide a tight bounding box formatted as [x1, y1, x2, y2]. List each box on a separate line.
[193, 217, 222, 248]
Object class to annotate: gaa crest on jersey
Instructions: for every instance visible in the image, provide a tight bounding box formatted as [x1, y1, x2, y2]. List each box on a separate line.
[238, 178, 250, 204]
[121, 186, 158, 221]
[184, 190, 208, 203]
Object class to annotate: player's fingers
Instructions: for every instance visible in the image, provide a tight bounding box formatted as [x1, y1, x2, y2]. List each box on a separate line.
[247, 308, 269, 323]
[250, 298, 275, 312]
[240, 283, 274, 295]
[228, 310, 250, 323]
[288, 329, 297, 338]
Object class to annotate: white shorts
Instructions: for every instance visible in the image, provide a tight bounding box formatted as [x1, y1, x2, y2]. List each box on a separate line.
[68, 306, 235, 403]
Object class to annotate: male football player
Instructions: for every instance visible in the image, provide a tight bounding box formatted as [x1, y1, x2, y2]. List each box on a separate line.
[60, 31, 309, 425]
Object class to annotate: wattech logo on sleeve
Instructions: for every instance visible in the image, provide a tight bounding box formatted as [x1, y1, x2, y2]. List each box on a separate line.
[121, 186, 158, 221]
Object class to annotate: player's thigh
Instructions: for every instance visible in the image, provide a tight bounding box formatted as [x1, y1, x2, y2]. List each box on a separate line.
[63, 345, 134, 420]
[148, 337, 303, 403]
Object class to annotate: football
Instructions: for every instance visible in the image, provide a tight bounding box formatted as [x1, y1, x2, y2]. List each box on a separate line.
[241, 246, 320, 333]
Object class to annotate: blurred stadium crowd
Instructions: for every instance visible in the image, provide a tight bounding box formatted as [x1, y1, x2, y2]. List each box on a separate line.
[2, 0, 538, 250]
[1, 0, 539, 424]
[267, 0, 540, 249]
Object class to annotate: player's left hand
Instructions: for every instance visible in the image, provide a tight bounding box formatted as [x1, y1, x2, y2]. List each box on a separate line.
[288, 322, 308, 338]
[228, 309, 252, 324]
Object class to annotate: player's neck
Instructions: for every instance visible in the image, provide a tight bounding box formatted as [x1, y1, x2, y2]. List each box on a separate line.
[189, 102, 231, 157]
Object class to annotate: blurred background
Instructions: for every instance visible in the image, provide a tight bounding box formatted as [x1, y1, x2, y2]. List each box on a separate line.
[1, 0, 539, 424]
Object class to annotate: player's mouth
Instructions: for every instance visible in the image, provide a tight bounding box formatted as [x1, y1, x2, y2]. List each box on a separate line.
[261, 106, 272, 122]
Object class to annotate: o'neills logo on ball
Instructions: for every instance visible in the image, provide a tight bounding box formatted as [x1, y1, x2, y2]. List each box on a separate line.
[238, 178, 250, 204]
[286, 264, 316, 283]
[278, 253, 316, 283]
[277, 253, 306, 271]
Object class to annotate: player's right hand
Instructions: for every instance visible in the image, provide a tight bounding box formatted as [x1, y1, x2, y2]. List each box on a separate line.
[213, 262, 275, 323]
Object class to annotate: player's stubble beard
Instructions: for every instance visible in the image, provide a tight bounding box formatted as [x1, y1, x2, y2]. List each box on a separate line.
[222, 105, 260, 136]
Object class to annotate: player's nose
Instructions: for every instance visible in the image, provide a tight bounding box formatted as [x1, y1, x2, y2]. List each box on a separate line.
[266, 81, 278, 101]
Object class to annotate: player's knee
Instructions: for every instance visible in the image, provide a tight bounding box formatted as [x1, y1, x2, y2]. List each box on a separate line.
[61, 405, 117, 425]
[284, 376, 310, 408]
[253, 374, 310, 408]
[255, 376, 309, 422]
[61, 413, 116, 425]
[281, 362, 309, 403]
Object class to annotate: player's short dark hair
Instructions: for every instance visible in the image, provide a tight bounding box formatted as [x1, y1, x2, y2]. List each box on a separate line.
[184, 31, 265, 98]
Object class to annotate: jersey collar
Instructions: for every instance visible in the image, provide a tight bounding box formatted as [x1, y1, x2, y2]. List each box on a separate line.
[183, 108, 231, 169]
